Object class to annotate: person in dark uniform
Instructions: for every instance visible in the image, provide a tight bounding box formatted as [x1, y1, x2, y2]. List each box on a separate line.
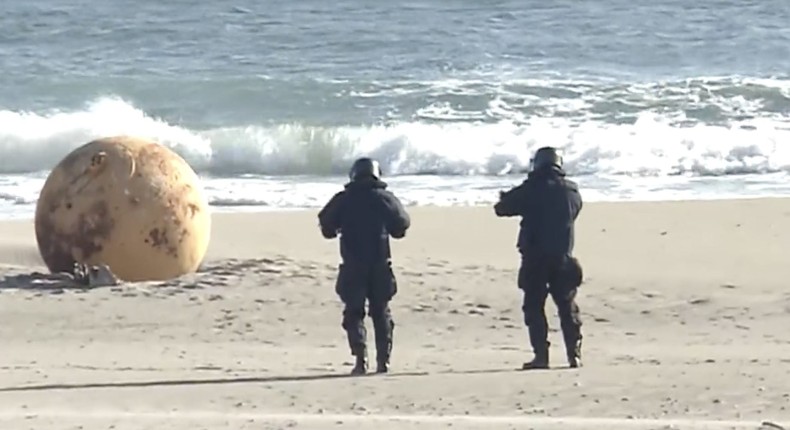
[494, 146, 584, 369]
[318, 157, 411, 375]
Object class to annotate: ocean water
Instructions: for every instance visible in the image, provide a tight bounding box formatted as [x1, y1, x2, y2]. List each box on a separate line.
[2, 0, 790, 219]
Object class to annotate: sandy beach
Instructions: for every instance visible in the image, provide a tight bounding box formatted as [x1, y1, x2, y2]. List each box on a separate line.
[1, 198, 789, 429]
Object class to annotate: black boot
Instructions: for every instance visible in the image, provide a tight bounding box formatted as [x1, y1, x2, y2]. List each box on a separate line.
[351, 352, 368, 376]
[567, 338, 582, 368]
[522, 342, 550, 370]
[372, 311, 394, 374]
[374, 331, 392, 374]
[376, 356, 389, 374]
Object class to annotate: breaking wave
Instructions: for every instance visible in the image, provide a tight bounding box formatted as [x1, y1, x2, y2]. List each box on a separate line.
[1, 75, 789, 178]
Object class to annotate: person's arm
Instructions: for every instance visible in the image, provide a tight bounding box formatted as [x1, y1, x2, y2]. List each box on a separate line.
[380, 191, 411, 239]
[566, 180, 583, 220]
[494, 182, 529, 217]
[317, 192, 344, 239]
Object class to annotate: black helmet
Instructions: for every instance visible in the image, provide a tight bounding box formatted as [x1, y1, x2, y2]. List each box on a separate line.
[349, 157, 382, 181]
[531, 146, 563, 171]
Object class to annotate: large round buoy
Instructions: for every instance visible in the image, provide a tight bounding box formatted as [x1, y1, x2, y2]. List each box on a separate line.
[34, 136, 212, 282]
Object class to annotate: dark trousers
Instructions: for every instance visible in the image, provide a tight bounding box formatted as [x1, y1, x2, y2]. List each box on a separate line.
[518, 254, 583, 356]
[335, 261, 398, 362]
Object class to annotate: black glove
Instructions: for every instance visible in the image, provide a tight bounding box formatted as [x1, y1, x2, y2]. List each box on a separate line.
[320, 226, 338, 239]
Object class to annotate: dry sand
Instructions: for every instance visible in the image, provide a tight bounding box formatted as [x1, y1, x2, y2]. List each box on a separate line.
[0, 198, 789, 430]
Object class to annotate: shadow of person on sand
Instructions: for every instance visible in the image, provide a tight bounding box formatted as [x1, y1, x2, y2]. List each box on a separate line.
[0, 365, 576, 393]
[0, 370, 432, 392]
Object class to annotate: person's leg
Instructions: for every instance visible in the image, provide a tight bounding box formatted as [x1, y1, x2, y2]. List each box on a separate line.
[519, 257, 551, 369]
[335, 263, 368, 375]
[548, 256, 583, 368]
[368, 262, 397, 373]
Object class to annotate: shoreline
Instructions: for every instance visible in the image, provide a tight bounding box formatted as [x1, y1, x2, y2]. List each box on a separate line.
[3, 192, 790, 222]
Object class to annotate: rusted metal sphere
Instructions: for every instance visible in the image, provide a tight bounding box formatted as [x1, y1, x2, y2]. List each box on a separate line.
[34, 136, 212, 282]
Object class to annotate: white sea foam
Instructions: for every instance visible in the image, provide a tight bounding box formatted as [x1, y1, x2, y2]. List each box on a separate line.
[1, 95, 789, 178]
[1, 74, 789, 218]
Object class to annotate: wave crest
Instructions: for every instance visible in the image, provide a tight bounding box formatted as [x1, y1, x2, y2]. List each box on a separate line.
[1, 94, 789, 178]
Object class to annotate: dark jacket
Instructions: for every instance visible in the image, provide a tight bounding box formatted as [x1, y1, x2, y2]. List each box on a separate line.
[318, 178, 411, 265]
[494, 166, 582, 257]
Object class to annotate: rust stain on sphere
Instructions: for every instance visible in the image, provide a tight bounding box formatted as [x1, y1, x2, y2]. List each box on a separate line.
[34, 136, 212, 282]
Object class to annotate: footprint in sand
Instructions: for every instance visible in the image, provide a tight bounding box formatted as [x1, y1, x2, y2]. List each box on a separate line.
[411, 303, 434, 312]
